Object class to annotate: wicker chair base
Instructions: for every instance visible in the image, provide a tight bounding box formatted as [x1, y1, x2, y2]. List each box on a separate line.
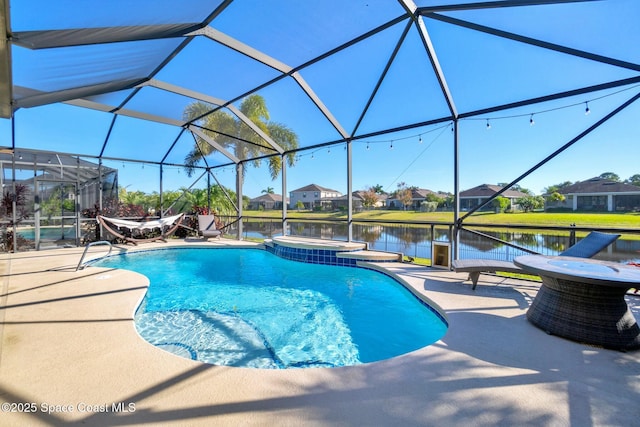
[527, 276, 640, 351]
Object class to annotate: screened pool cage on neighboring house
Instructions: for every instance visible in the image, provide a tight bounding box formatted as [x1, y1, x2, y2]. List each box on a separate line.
[0, 151, 118, 251]
[1, 0, 639, 254]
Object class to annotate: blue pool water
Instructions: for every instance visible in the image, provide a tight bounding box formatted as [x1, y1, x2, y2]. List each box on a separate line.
[17, 227, 76, 240]
[95, 248, 448, 369]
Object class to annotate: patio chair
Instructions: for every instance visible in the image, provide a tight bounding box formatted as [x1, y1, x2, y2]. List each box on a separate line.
[198, 214, 222, 240]
[453, 231, 621, 289]
[97, 213, 185, 245]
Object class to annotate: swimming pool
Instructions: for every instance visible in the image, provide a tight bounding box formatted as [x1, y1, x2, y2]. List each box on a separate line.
[17, 226, 76, 240]
[95, 248, 448, 368]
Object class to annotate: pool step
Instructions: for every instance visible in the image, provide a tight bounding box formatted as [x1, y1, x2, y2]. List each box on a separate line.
[272, 236, 366, 251]
[265, 237, 401, 263]
[337, 250, 402, 263]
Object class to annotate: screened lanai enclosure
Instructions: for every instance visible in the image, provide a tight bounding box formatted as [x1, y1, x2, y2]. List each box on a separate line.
[1, 0, 639, 256]
[0, 151, 117, 251]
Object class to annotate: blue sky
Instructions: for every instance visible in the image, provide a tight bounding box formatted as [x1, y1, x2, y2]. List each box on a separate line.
[2, 0, 640, 199]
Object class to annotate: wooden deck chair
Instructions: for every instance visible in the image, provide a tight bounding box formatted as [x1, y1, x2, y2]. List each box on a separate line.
[453, 231, 621, 289]
[198, 214, 222, 240]
[97, 213, 185, 245]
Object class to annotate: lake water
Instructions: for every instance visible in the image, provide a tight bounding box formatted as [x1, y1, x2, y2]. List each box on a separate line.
[241, 221, 639, 264]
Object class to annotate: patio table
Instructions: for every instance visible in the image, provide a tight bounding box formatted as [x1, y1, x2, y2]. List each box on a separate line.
[514, 255, 640, 351]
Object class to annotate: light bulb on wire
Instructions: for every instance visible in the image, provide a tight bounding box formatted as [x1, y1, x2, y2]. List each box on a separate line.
[486, 119, 491, 130]
[585, 102, 590, 115]
[529, 114, 535, 126]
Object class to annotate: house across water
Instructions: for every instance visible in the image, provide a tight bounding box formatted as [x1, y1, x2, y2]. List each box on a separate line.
[545, 177, 640, 212]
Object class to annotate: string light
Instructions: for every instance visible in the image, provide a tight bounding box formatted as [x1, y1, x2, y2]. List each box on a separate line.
[486, 119, 491, 130]
[301, 122, 450, 155]
[467, 83, 640, 127]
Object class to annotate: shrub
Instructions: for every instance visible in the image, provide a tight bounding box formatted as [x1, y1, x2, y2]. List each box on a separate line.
[420, 201, 438, 212]
[492, 196, 510, 213]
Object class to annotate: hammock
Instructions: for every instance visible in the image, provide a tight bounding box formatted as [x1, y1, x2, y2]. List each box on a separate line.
[96, 213, 185, 245]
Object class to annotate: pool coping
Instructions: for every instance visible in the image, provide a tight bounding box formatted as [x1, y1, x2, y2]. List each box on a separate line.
[1, 239, 639, 426]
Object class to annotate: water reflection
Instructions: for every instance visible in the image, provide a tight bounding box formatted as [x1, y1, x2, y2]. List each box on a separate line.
[242, 221, 640, 263]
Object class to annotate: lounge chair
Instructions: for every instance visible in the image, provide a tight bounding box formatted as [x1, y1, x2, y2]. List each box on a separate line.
[198, 214, 222, 240]
[97, 213, 185, 245]
[453, 231, 621, 289]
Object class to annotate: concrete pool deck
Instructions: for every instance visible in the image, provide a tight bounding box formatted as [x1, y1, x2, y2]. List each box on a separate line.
[0, 239, 638, 426]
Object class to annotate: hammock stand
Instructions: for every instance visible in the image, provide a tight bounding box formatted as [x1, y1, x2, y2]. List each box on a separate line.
[96, 213, 185, 245]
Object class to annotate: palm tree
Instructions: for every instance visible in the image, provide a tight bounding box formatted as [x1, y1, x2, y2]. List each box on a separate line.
[183, 94, 299, 179]
[261, 187, 275, 194]
[371, 184, 386, 194]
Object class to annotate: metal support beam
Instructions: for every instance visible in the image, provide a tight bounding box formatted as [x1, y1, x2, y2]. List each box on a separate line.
[115, 108, 184, 127]
[418, 0, 603, 13]
[347, 140, 353, 242]
[14, 79, 148, 110]
[162, 170, 208, 216]
[33, 156, 40, 250]
[97, 158, 103, 221]
[10, 149, 16, 251]
[291, 72, 349, 139]
[75, 157, 81, 245]
[191, 26, 292, 74]
[189, 125, 240, 164]
[98, 115, 118, 158]
[160, 127, 186, 164]
[207, 169, 238, 212]
[0, 0, 12, 118]
[236, 162, 243, 240]
[423, 12, 640, 73]
[459, 76, 640, 119]
[12, 23, 202, 50]
[452, 119, 460, 261]
[226, 103, 285, 154]
[145, 79, 284, 154]
[351, 19, 413, 137]
[159, 164, 164, 216]
[281, 154, 288, 236]
[192, 25, 350, 141]
[414, 15, 458, 117]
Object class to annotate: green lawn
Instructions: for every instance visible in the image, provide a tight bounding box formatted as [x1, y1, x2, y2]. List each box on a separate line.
[244, 210, 640, 229]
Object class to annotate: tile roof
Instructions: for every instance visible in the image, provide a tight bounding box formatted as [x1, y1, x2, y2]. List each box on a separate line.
[290, 183, 341, 193]
[558, 177, 640, 194]
[249, 193, 284, 202]
[460, 184, 528, 198]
